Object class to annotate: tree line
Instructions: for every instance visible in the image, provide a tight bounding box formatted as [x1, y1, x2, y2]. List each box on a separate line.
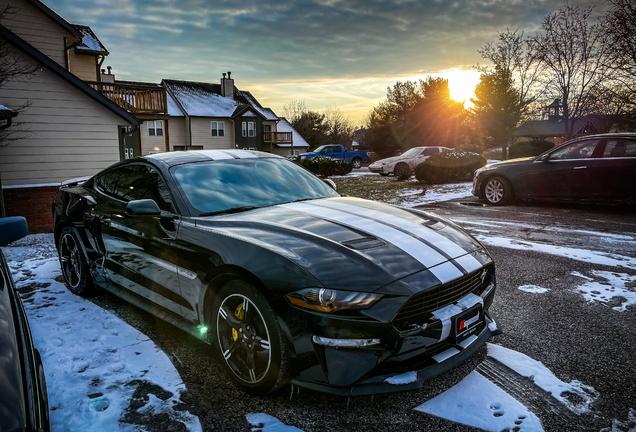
[282, 100, 356, 150]
[366, 0, 636, 159]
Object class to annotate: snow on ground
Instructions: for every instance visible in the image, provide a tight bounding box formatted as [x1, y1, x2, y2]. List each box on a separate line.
[600, 408, 636, 432]
[518, 285, 550, 294]
[487, 344, 598, 415]
[414, 371, 544, 432]
[399, 182, 472, 208]
[572, 271, 636, 312]
[4, 244, 201, 432]
[473, 235, 636, 271]
[246, 413, 304, 431]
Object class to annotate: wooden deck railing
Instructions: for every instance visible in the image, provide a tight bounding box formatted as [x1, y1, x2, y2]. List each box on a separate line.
[87, 82, 167, 114]
[263, 132, 293, 144]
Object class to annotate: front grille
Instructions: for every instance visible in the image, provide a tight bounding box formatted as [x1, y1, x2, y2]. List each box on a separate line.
[392, 267, 488, 331]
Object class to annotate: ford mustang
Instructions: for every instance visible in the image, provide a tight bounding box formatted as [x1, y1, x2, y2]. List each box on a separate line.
[53, 150, 501, 395]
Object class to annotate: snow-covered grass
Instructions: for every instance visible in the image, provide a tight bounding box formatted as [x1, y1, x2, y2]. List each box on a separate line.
[473, 235, 636, 270]
[572, 271, 636, 312]
[601, 408, 636, 432]
[415, 371, 544, 432]
[487, 344, 598, 415]
[399, 183, 472, 207]
[4, 249, 201, 432]
[518, 285, 550, 294]
[246, 413, 304, 431]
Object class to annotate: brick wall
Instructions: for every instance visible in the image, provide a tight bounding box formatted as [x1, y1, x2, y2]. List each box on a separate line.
[3, 186, 59, 233]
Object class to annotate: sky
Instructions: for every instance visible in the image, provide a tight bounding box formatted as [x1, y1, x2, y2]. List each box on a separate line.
[46, 0, 600, 123]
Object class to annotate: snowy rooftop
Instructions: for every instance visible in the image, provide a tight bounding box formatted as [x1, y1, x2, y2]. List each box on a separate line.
[73, 25, 108, 54]
[163, 80, 279, 120]
[166, 93, 184, 117]
[276, 117, 309, 148]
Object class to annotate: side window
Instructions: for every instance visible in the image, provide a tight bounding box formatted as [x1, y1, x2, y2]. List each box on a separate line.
[422, 148, 437, 156]
[602, 139, 636, 158]
[242, 122, 247, 137]
[148, 120, 163, 137]
[550, 140, 599, 160]
[95, 165, 173, 212]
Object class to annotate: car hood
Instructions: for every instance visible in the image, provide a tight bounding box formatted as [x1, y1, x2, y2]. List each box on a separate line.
[195, 197, 490, 292]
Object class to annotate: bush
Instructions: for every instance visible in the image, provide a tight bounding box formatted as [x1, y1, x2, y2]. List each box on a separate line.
[508, 140, 554, 159]
[302, 156, 353, 176]
[415, 150, 486, 184]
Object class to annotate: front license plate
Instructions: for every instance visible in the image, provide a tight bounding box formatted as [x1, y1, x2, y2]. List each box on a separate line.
[455, 306, 482, 343]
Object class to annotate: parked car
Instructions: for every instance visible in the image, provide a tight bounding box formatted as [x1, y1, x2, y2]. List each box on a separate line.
[472, 133, 636, 205]
[299, 145, 371, 169]
[369, 146, 452, 176]
[0, 217, 50, 432]
[53, 149, 501, 395]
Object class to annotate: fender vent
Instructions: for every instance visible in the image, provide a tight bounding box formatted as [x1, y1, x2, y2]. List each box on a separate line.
[341, 237, 387, 250]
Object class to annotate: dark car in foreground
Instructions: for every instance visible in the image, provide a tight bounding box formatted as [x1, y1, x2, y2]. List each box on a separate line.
[53, 149, 501, 395]
[473, 133, 636, 205]
[0, 217, 50, 432]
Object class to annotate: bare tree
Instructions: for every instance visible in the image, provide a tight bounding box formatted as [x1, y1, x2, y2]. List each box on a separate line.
[281, 99, 308, 125]
[605, 0, 636, 96]
[323, 106, 353, 147]
[530, 3, 615, 140]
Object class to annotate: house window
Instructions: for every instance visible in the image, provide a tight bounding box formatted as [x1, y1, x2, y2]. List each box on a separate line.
[289, 149, 300, 156]
[211, 121, 225, 137]
[242, 122, 247, 137]
[147, 120, 163, 136]
[263, 124, 271, 132]
[248, 122, 255, 137]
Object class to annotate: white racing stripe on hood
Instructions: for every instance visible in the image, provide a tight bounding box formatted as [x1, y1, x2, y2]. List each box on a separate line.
[199, 150, 236, 160]
[280, 202, 463, 283]
[225, 149, 258, 159]
[310, 199, 482, 272]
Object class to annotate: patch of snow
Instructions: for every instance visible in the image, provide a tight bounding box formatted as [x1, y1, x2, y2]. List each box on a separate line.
[486, 159, 501, 164]
[518, 285, 550, 294]
[600, 408, 636, 432]
[488, 344, 598, 414]
[246, 413, 304, 431]
[4, 252, 201, 432]
[571, 271, 593, 281]
[474, 235, 636, 270]
[488, 321, 498, 332]
[398, 189, 424, 197]
[384, 371, 418, 385]
[573, 271, 636, 312]
[401, 182, 473, 207]
[414, 371, 543, 432]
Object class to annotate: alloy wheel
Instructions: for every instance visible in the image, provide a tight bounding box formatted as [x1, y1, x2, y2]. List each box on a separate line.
[59, 233, 82, 289]
[216, 294, 272, 384]
[352, 159, 362, 169]
[485, 179, 504, 204]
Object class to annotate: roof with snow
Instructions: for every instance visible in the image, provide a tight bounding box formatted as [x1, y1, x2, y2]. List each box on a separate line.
[73, 25, 108, 55]
[166, 93, 184, 117]
[162, 79, 278, 120]
[276, 117, 310, 148]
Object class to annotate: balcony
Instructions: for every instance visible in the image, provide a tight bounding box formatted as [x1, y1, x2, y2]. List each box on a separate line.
[86, 81, 167, 116]
[263, 131, 293, 144]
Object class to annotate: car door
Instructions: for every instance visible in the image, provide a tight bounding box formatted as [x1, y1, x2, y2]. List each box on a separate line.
[524, 139, 600, 201]
[590, 138, 636, 202]
[91, 163, 186, 316]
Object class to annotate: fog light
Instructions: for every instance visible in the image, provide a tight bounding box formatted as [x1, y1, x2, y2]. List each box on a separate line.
[312, 336, 381, 347]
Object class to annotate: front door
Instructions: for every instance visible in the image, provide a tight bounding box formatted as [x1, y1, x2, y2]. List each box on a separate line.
[524, 139, 600, 201]
[91, 163, 186, 316]
[118, 126, 138, 160]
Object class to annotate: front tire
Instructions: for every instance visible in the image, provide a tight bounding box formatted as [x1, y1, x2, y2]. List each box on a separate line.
[351, 158, 363, 169]
[58, 227, 93, 296]
[213, 280, 290, 394]
[483, 176, 514, 205]
[394, 163, 411, 180]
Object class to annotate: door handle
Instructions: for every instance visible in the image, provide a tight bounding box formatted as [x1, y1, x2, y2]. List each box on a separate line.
[573, 166, 587, 170]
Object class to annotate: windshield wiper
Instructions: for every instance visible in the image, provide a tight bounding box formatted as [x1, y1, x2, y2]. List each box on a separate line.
[198, 206, 259, 217]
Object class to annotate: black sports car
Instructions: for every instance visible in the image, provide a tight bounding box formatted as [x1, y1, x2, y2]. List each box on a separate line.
[473, 133, 636, 205]
[53, 150, 501, 395]
[0, 217, 50, 432]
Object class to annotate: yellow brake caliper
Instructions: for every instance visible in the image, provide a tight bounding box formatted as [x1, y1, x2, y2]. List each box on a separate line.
[232, 303, 244, 341]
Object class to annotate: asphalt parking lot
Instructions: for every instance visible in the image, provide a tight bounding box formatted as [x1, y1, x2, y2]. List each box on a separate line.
[75, 195, 636, 432]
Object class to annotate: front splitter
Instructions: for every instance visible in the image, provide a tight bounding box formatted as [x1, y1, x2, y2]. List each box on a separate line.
[291, 314, 502, 396]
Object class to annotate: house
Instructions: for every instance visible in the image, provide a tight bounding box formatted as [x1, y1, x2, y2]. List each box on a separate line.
[0, 0, 309, 232]
[0, 0, 139, 232]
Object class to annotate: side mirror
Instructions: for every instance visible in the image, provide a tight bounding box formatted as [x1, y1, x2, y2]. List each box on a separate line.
[0, 216, 28, 246]
[323, 179, 337, 191]
[126, 199, 161, 216]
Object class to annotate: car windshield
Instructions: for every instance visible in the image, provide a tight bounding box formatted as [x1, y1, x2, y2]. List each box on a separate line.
[402, 148, 422, 158]
[172, 158, 339, 215]
[313, 145, 327, 153]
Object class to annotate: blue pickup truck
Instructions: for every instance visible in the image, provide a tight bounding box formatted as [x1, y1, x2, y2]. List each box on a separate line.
[299, 145, 372, 169]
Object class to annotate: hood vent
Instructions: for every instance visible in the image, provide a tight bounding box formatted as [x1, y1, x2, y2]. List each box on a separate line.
[341, 237, 387, 250]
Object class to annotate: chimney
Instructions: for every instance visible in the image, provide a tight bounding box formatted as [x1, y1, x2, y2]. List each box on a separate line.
[102, 65, 115, 83]
[221, 71, 234, 98]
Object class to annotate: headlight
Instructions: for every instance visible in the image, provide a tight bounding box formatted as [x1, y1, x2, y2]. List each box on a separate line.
[301, 156, 306, 160]
[286, 288, 383, 313]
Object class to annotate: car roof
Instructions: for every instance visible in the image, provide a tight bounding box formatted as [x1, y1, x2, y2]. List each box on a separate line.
[142, 149, 283, 168]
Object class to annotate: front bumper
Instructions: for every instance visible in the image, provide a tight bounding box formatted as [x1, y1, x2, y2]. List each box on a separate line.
[368, 165, 389, 174]
[281, 271, 500, 395]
